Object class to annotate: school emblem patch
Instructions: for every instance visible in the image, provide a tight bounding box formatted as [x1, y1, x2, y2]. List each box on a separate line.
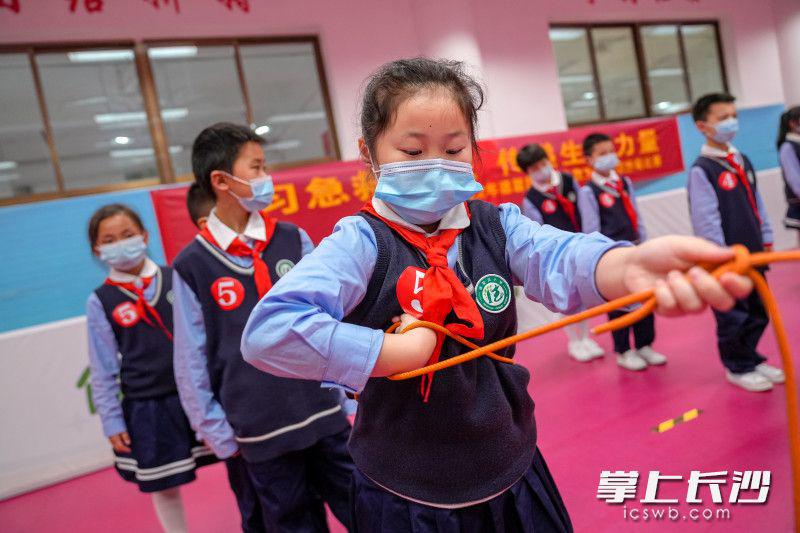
[475, 274, 511, 313]
[541, 199, 557, 214]
[275, 259, 295, 277]
[718, 171, 737, 191]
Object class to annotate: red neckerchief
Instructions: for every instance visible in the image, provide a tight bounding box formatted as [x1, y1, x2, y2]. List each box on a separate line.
[608, 178, 639, 235]
[199, 212, 278, 298]
[724, 153, 762, 226]
[362, 202, 484, 401]
[105, 275, 172, 341]
[548, 184, 579, 231]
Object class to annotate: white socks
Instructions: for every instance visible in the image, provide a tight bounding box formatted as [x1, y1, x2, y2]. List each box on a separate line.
[563, 319, 589, 343]
[151, 487, 188, 533]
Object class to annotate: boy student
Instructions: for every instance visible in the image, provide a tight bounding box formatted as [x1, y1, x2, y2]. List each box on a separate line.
[688, 93, 785, 392]
[172, 123, 354, 532]
[578, 133, 667, 371]
[518, 143, 604, 362]
[186, 182, 214, 230]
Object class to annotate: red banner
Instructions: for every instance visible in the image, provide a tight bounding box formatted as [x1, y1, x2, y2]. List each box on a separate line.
[152, 116, 683, 263]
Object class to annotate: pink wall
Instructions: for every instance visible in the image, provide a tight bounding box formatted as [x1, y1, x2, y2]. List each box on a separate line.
[0, 0, 794, 159]
[771, 0, 800, 106]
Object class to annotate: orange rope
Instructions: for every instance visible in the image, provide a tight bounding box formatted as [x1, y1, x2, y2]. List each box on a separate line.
[387, 246, 800, 530]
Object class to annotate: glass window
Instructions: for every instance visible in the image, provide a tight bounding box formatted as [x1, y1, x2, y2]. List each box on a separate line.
[640, 25, 691, 115]
[682, 24, 726, 98]
[591, 26, 645, 120]
[148, 45, 248, 179]
[549, 22, 726, 125]
[0, 53, 57, 199]
[240, 42, 334, 166]
[36, 48, 158, 190]
[549, 28, 601, 124]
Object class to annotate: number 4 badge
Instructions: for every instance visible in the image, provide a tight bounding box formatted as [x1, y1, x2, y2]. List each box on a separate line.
[396, 266, 426, 319]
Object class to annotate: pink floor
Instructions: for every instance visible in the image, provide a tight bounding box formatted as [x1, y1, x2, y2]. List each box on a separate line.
[1, 262, 798, 532]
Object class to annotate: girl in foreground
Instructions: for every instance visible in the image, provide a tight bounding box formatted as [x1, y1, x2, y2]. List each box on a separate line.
[241, 58, 753, 532]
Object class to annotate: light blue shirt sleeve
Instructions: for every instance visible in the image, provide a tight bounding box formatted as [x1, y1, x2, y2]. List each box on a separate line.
[687, 166, 726, 246]
[86, 293, 126, 438]
[577, 185, 600, 234]
[298, 227, 315, 257]
[499, 203, 625, 314]
[624, 177, 647, 242]
[172, 270, 238, 459]
[241, 216, 385, 393]
[521, 197, 544, 224]
[755, 187, 774, 245]
[781, 142, 800, 197]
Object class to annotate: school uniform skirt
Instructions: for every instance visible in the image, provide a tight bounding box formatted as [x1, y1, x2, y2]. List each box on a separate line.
[350, 447, 573, 532]
[785, 201, 800, 230]
[113, 394, 217, 493]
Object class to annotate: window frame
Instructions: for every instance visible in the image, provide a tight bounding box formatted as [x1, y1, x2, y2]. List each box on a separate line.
[549, 20, 728, 127]
[0, 35, 341, 206]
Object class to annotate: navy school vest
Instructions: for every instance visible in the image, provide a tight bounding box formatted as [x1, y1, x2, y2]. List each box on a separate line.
[691, 154, 764, 252]
[524, 172, 583, 232]
[94, 266, 176, 400]
[781, 141, 800, 223]
[343, 200, 536, 505]
[172, 222, 348, 463]
[587, 177, 639, 242]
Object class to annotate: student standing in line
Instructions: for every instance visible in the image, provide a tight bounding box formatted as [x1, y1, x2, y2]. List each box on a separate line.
[518, 143, 604, 362]
[172, 123, 355, 532]
[86, 203, 215, 533]
[687, 93, 784, 392]
[578, 133, 667, 371]
[777, 105, 800, 244]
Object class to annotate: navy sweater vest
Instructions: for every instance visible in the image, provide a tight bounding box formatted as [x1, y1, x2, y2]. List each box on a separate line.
[94, 266, 176, 400]
[691, 154, 764, 252]
[172, 222, 348, 463]
[781, 141, 800, 223]
[587, 178, 639, 242]
[524, 172, 583, 232]
[344, 200, 536, 505]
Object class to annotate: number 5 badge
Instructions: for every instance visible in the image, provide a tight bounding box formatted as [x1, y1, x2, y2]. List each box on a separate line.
[396, 266, 426, 318]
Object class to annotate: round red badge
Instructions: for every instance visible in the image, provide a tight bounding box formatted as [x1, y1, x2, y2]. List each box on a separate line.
[599, 192, 616, 208]
[541, 199, 557, 214]
[396, 266, 426, 319]
[211, 277, 245, 311]
[718, 171, 738, 191]
[112, 301, 140, 327]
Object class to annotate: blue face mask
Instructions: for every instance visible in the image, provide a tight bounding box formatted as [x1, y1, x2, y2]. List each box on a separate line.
[373, 158, 484, 225]
[593, 153, 620, 173]
[712, 117, 739, 144]
[97, 235, 147, 270]
[225, 173, 274, 212]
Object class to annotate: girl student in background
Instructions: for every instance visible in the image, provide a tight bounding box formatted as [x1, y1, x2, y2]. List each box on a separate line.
[778, 106, 800, 244]
[240, 58, 755, 532]
[86, 204, 214, 533]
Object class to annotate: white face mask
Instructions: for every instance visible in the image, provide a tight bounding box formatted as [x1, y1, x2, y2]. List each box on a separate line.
[529, 163, 553, 184]
[97, 235, 147, 270]
[223, 172, 274, 212]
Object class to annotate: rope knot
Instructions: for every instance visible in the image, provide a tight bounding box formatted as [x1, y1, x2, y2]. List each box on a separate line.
[730, 244, 752, 276]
